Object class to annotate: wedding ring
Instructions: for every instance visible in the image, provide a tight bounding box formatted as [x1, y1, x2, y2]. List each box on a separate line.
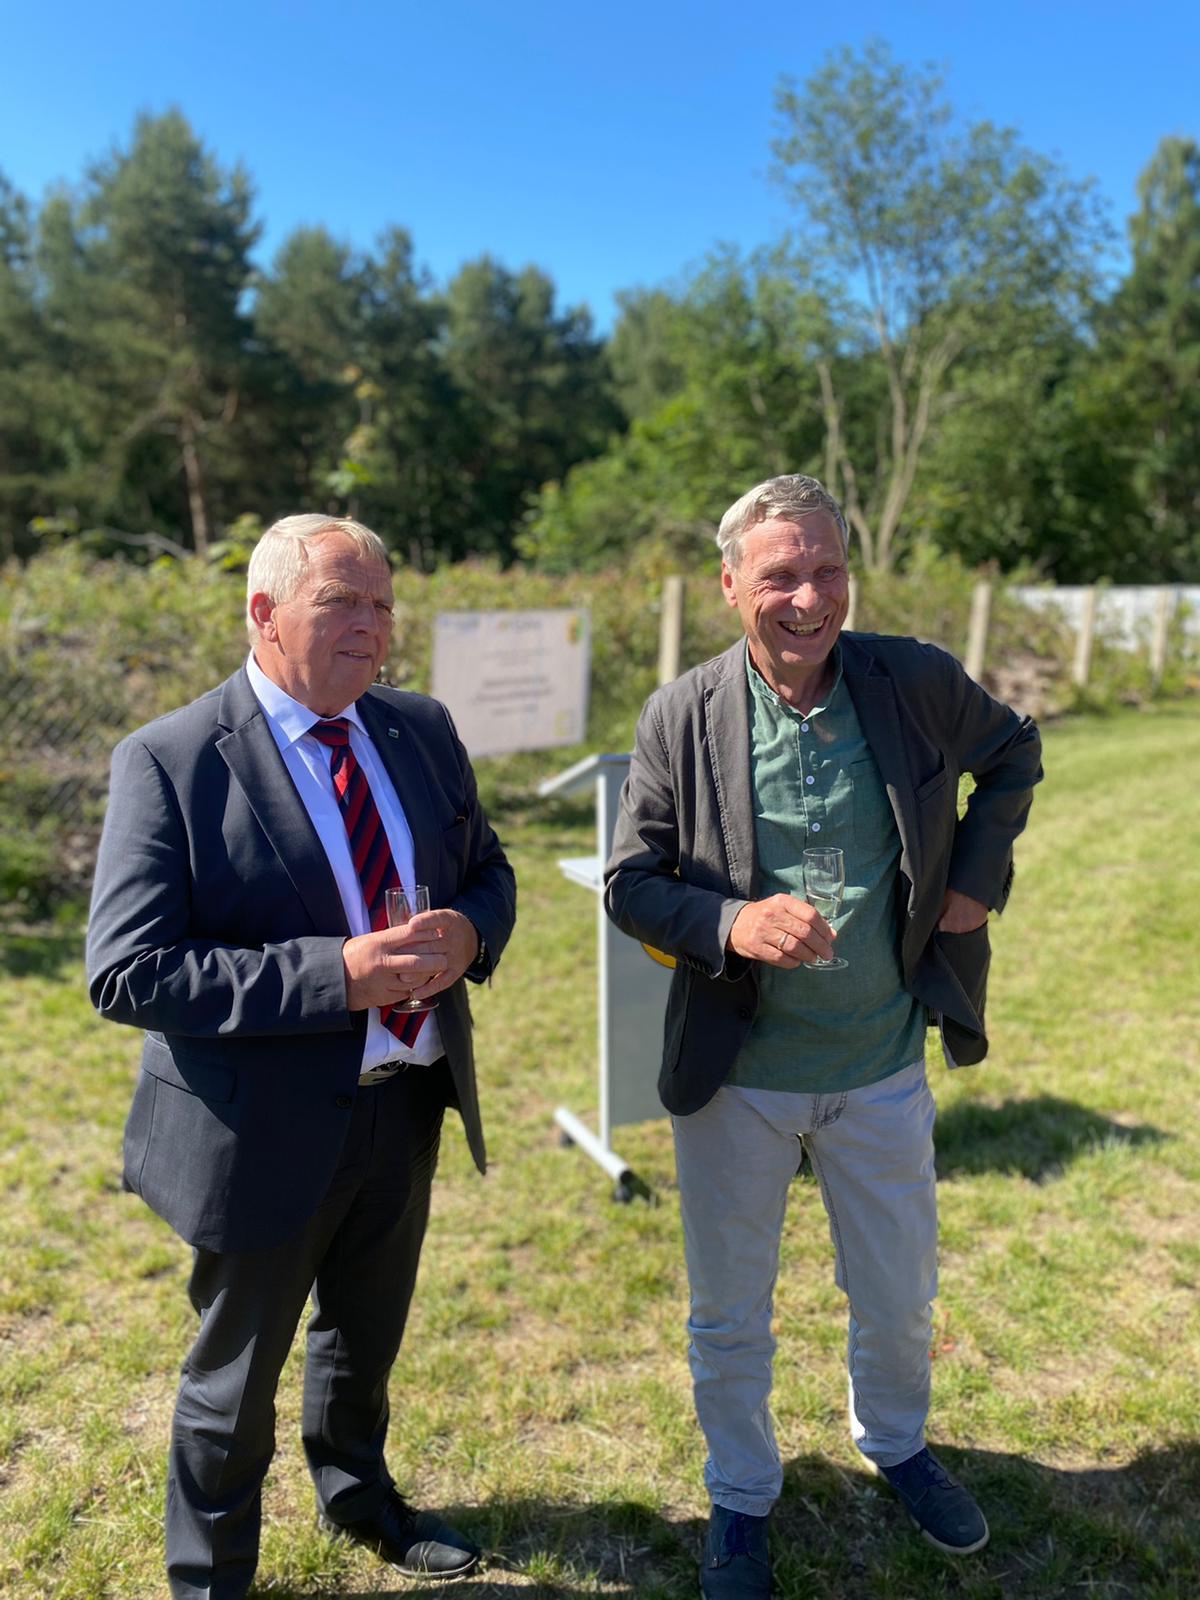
[777, 931, 787, 952]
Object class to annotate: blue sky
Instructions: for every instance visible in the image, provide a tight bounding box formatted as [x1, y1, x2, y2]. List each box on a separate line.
[2, 1, 1196, 328]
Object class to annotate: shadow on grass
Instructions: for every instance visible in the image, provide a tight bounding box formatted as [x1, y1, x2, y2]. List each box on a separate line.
[0, 924, 83, 979]
[257, 1442, 1200, 1598]
[776, 1441, 1200, 1598]
[934, 1093, 1166, 1182]
[262, 1497, 699, 1598]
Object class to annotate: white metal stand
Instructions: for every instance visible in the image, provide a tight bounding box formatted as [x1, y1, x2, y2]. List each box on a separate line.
[538, 753, 673, 1201]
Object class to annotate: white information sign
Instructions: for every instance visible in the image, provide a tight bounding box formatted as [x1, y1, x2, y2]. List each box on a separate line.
[431, 608, 590, 758]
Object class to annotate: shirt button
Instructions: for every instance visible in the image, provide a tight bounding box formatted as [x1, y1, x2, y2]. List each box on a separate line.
[811, 822, 821, 832]
[800, 722, 810, 733]
[805, 775, 815, 785]
[335, 1094, 353, 1110]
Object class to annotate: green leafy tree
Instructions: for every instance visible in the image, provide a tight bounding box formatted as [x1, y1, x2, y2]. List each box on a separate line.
[900, 327, 1153, 581]
[1097, 136, 1200, 578]
[250, 224, 450, 545]
[606, 288, 688, 421]
[332, 228, 455, 563]
[0, 174, 52, 557]
[438, 257, 621, 561]
[50, 110, 259, 552]
[520, 252, 833, 570]
[772, 40, 1110, 569]
[251, 226, 370, 514]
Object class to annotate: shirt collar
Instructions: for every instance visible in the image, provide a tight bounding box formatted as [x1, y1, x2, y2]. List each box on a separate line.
[745, 642, 844, 720]
[245, 652, 367, 749]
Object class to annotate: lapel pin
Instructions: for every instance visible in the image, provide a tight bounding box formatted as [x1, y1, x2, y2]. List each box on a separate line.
[388, 727, 400, 738]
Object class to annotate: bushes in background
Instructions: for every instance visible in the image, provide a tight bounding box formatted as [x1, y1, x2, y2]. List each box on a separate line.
[2, 544, 1192, 920]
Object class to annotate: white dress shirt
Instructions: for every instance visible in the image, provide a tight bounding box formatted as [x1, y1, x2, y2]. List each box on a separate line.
[246, 653, 444, 1069]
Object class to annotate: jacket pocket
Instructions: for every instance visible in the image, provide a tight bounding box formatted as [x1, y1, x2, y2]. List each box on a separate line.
[439, 814, 470, 880]
[934, 923, 990, 1033]
[914, 762, 949, 804]
[141, 1035, 235, 1104]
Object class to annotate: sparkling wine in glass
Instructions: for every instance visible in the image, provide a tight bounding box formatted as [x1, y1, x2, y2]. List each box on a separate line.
[384, 884, 439, 1012]
[803, 847, 849, 971]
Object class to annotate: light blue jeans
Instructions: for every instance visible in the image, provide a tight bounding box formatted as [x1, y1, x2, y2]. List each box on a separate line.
[672, 1058, 938, 1515]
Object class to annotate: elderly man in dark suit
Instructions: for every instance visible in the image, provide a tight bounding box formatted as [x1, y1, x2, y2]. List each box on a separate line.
[87, 514, 516, 1599]
[605, 475, 1041, 1599]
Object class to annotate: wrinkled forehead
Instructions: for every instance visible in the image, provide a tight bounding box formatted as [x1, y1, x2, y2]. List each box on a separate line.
[740, 513, 846, 567]
[303, 533, 394, 594]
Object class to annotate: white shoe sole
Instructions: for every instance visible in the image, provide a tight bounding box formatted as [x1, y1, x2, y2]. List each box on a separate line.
[867, 1457, 990, 1555]
[915, 1516, 990, 1556]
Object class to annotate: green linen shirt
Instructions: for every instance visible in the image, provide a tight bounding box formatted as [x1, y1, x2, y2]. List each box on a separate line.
[727, 648, 927, 1094]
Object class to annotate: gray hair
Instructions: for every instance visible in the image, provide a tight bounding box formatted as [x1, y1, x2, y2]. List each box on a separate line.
[246, 515, 390, 641]
[716, 475, 849, 567]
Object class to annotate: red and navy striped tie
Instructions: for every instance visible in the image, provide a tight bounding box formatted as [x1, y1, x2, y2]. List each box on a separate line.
[308, 718, 426, 1048]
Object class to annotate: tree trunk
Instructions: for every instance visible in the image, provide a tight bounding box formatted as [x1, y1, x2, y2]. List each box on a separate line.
[817, 358, 876, 568]
[179, 411, 210, 557]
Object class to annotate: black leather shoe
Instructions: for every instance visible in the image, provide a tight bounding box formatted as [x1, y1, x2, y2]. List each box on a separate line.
[319, 1487, 481, 1579]
[701, 1504, 773, 1598]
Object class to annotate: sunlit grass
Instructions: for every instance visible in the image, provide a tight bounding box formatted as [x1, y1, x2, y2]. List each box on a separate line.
[0, 703, 1197, 1597]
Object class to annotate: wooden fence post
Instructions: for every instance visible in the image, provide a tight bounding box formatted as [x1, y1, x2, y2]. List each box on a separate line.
[1150, 587, 1173, 687]
[657, 575, 685, 686]
[965, 581, 992, 683]
[1072, 587, 1098, 688]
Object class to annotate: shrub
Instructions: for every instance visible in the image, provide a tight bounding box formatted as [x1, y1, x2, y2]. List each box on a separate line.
[1, 541, 1191, 919]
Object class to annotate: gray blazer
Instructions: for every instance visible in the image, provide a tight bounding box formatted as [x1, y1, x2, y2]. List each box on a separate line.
[87, 667, 516, 1253]
[604, 634, 1042, 1116]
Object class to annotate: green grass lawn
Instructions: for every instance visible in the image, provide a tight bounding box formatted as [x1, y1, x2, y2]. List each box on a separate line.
[2, 702, 1198, 1599]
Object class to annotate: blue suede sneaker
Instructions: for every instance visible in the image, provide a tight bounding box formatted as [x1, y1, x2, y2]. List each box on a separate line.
[700, 1504, 773, 1598]
[876, 1448, 989, 1554]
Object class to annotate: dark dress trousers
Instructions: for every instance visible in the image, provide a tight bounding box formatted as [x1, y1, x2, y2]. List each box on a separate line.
[86, 667, 516, 1598]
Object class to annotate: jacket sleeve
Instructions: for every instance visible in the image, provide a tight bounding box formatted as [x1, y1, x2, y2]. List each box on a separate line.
[604, 695, 746, 979]
[86, 734, 352, 1037]
[940, 652, 1043, 911]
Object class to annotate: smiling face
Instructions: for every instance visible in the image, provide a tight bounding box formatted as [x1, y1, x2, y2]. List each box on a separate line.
[249, 532, 395, 715]
[722, 514, 850, 706]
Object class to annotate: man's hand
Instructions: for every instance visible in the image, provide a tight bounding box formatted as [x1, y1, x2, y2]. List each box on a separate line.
[343, 909, 480, 1011]
[937, 889, 989, 934]
[727, 893, 836, 968]
[405, 909, 480, 1000]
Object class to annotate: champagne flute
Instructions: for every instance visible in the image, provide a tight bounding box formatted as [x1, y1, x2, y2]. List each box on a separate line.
[384, 884, 439, 1012]
[802, 847, 849, 971]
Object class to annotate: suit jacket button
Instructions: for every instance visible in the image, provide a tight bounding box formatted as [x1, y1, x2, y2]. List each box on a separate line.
[735, 1006, 752, 1021]
[335, 1094, 353, 1110]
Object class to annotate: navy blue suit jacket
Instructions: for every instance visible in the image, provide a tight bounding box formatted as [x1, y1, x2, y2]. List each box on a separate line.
[87, 667, 516, 1253]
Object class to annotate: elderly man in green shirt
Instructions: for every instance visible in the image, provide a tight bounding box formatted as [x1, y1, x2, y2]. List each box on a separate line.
[605, 475, 1042, 1600]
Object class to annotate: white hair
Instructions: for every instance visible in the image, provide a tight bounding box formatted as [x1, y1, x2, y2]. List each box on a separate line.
[716, 475, 849, 567]
[246, 515, 390, 641]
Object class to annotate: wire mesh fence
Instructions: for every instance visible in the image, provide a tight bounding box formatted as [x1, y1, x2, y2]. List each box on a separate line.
[0, 679, 116, 886]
